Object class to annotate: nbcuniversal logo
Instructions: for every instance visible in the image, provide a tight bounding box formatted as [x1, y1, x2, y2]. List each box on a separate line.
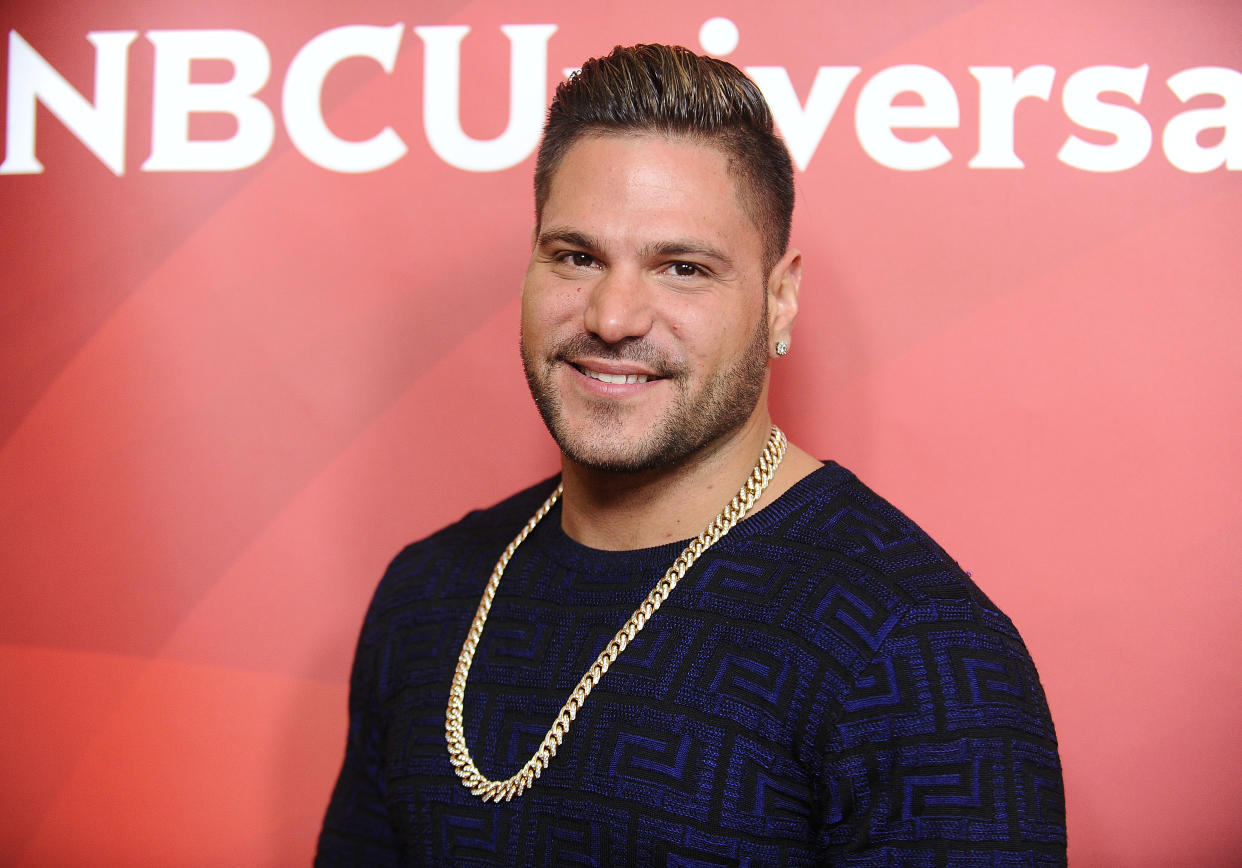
[1, 17, 1238, 177]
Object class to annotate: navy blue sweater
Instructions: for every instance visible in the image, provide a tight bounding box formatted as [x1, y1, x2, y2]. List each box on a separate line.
[318, 462, 1066, 865]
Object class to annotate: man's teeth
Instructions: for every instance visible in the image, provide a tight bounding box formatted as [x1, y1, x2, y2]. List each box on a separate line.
[583, 368, 649, 385]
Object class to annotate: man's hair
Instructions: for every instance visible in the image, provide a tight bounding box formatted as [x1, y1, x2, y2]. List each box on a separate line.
[534, 44, 794, 273]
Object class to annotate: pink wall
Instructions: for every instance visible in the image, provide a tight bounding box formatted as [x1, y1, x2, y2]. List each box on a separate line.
[2, 1, 1239, 864]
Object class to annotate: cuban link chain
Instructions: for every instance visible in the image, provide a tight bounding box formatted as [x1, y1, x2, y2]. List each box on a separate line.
[445, 425, 787, 802]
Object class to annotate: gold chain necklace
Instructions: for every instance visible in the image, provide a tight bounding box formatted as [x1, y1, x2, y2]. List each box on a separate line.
[446, 425, 787, 802]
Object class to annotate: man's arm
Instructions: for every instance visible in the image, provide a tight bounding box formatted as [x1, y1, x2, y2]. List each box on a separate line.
[315, 593, 402, 867]
[817, 602, 1067, 864]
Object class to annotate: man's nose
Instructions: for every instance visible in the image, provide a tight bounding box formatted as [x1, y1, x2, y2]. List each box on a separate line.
[582, 268, 654, 344]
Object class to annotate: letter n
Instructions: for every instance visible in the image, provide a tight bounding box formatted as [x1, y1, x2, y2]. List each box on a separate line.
[1, 30, 137, 176]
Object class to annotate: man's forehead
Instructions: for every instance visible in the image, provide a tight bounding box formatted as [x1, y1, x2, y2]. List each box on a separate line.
[552, 129, 733, 180]
[539, 131, 761, 247]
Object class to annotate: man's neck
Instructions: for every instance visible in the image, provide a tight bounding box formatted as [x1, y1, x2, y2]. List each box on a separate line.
[557, 412, 822, 551]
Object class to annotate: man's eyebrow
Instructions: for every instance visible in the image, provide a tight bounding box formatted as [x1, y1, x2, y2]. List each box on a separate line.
[534, 230, 736, 272]
[642, 240, 735, 271]
[535, 227, 602, 251]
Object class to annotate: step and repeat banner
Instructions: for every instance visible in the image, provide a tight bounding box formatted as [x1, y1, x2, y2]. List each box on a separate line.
[2, 1, 1239, 864]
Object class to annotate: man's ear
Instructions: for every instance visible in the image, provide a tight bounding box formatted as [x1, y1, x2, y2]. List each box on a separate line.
[767, 248, 802, 357]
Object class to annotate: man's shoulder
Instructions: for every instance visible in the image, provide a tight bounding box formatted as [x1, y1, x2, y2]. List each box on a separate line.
[766, 461, 971, 591]
[408, 475, 561, 548]
[755, 462, 1025, 650]
[764, 465, 1059, 749]
[376, 475, 561, 603]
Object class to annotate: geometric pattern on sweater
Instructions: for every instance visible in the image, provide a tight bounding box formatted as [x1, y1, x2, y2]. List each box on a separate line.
[317, 462, 1066, 866]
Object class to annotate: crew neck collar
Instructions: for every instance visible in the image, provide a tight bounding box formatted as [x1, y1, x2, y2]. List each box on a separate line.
[528, 461, 851, 574]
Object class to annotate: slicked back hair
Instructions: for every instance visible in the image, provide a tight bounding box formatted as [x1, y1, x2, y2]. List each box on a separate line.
[533, 44, 795, 274]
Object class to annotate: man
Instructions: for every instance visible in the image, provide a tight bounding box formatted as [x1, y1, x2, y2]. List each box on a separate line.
[318, 44, 1065, 865]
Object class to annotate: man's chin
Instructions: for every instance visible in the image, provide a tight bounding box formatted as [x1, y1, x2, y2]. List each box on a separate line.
[554, 432, 677, 475]
[533, 393, 675, 474]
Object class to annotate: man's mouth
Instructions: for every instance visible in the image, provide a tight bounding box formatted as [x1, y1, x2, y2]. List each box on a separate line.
[573, 364, 653, 385]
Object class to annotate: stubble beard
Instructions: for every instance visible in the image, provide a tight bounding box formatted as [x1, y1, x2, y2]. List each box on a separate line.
[521, 314, 770, 474]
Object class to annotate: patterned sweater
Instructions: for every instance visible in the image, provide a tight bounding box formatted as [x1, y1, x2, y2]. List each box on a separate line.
[317, 462, 1066, 866]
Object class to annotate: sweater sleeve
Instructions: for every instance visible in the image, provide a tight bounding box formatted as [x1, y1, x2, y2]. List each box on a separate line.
[816, 599, 1067, 865]
[315, 581, 403, 867]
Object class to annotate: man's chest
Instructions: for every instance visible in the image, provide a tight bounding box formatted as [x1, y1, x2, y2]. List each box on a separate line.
[376, 597, 824, 866]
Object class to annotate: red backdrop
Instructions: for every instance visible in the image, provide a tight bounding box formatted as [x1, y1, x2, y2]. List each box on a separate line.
[2, 1, 1240, 864]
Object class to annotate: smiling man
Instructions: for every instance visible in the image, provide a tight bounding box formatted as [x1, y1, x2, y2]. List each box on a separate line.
[317, 44, 1066, 866]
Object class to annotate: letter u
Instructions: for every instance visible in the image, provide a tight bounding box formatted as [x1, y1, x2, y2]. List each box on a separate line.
[415, 24, 556, 172]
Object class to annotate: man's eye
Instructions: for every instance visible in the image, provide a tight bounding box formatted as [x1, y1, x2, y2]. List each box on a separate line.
[669, 262, 701, 277]
[563, 252, 595, 267]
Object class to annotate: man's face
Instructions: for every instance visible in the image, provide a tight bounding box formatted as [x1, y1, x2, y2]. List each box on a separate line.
[520, 132, 774, 473]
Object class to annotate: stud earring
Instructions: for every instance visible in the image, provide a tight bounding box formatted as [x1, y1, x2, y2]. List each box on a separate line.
[775, 340, 789, 357]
